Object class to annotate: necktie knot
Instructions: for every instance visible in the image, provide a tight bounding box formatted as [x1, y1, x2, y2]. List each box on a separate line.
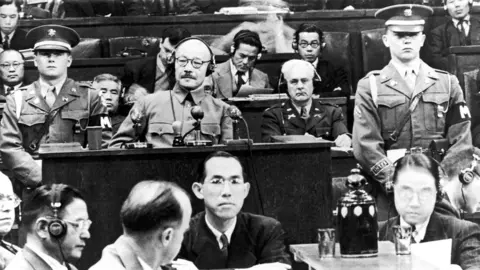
[220, 233, 228, 250]
[234, 71, 246, 95]
[2, 35, 9, 50]
[300, 106, 309, 119]
[45, 86, 56, 107]
[6, 86, 14, 95]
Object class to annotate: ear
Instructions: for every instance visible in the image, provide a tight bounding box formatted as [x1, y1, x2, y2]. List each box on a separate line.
[35, 218, 50, 239]
[382, 34, 389, 48]
[192, 182, 204, 200]
[33, 55, 38, 67]
[67, 54, 72, 68]
[230, 45, 235, 55]
[242, 182, 250, 199]
[419, 33, 426, 48]
[160, 227, 174, 247]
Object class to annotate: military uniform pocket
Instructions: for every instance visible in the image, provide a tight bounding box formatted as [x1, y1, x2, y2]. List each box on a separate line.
[18, 113, 47, 126]
[149, 122, 174, 136]
[377, 95, 406, 132]
[422, 93, 448, 132]
[200, 123, 220, 137]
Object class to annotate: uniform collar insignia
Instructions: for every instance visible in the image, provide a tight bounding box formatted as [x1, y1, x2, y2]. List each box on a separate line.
[71, 88, 76, 93]
[288, 114, 295, 119]
[314, 114, 321, 118]
[62, 97, 68, 102]
[286, 108, 292, 111]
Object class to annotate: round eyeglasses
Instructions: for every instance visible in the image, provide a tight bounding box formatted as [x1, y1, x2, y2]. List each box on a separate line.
[175, 57, 210, 69]
[298, 41, 320, 49]
[0, 62, 24, 70]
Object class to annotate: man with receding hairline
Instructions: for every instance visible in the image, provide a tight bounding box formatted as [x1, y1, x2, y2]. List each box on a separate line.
[110, 38, 232, 148]
[89, 180, 192, 270]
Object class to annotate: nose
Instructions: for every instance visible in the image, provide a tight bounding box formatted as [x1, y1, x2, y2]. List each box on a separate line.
[221, 181, 232, 197]
[409, 192, 421, 207]
[242, 57, 249, 65]
[104, 92, 112, 100]
[80, 228, 91, 239]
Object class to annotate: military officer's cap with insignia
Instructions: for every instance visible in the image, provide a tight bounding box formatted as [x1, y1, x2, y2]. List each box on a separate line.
[26, 24, 80, 52]
[375, 4, 433, 32]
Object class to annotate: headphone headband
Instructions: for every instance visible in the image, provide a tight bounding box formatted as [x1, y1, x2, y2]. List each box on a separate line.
[48, 185, 67, 239]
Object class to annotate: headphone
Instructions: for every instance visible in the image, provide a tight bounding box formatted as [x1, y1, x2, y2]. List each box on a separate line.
[292, 23, 327, 52]
[230, 30, 263, 61]
[167, 37, 216, 76]
[459, 154, 480, 185]
[444, 0, 473, 11]
[48, 185, 67, 239]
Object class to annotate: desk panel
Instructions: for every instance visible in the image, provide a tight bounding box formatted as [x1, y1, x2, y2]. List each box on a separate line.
[40, 142, 334, 269]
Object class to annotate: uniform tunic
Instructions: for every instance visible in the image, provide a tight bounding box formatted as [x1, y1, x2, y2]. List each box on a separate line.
[109, 83, 233, 148]
[353, 61, 472, 185]
[261, 99, 348, 142]
[0, 78, 110, 188]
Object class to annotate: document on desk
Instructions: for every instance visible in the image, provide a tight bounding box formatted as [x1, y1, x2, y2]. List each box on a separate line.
[411, 239, 452, 267]
[235, 85, 274, 97]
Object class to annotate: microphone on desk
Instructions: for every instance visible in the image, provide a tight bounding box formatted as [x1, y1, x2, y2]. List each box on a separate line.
[123, 108, 152, 149]
[183, 106, 213, 146]
[225, 105, 253, 145]
[172, 121, 184, 147]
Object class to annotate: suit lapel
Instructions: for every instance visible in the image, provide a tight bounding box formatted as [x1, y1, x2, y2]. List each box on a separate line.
[216, 62, 234, 98]
[191, 214, 226, 267]
[422, 212, 449, 243]
[305, 100, 326, 131]
[283, 100, 305, 129]
[380, 63, 412, 98]
[411, 62, 438, 98]
[25, 81, 50, 113]
[228, 213, 256, 267]
[50, 79, 80, 112]
[446, 21, 462, 46]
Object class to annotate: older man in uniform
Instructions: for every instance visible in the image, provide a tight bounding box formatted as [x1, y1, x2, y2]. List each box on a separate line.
[353, 4, 472, 220]
[261, 59, 351, 147]
[110, 37, 232, 148]
[0, 25, 110, 190]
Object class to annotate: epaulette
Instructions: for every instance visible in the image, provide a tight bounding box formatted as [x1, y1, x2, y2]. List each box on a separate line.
[264, 102, 284, 112]
[361, 70, 380, 80]
[319, 101, 339, 108]
[77, 81, 94, 90]
[433, 69, 449, 75]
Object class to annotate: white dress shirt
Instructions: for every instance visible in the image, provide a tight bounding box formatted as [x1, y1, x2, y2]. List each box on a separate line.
[452, 14, 471, 36]
[230, 59, 250, 86]
[205, 215, 237, 249]
[400, 216, 430, 243]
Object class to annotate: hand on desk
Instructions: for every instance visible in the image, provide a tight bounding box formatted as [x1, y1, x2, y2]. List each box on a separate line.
[246, 262, 291, 270]
[170, 259, 198, 270]
[335, 134, 352, 148]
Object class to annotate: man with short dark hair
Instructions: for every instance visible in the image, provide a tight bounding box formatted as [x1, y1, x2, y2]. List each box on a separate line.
[0, 0, 28, 51]
[0, 49, 26, 99]
[6, 184, 90, 270]
[92, 73, 125, 135]
[291, 23, 350, 98]
[212, 29, 270, 99]
[89, 181, 192, 270]
[121, 27, 191, 104]
[178, 151, 291, 270]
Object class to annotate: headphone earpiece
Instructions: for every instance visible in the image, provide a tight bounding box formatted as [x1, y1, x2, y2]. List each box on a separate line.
[48, 185, 67, 239]
[459, 154, 479, 185]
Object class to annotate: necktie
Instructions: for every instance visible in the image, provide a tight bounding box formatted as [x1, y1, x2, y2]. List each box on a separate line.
[220, 233, 228, 258]
[6, 86, 14, 95]
[2, 35, 8, 50]
[410, 225, 417, 244]
[405, 70, 416, 91]
[458, 20, 467, 45]
[45, 86, 56, 108]
[300, 106, 309, 119]
[235, 71, 245, 95]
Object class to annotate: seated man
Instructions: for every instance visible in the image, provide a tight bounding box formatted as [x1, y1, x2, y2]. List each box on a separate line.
[178, 151, 291, 270]
[92, 74, 125, 135]
[0, 0, 28, 51]
[121, 26, 191, 103]
[0, 49, 28, 99]
[110, 37, 232, 148]
[0, 172, 20, 270]
[212, 29, 270, 99]
[379, 154, 480, 269]
[290, 23, 350, 98]
[6, 184, 91, 270]
[89, 181, 192, 270]
[438, 146, 480, 217]
[261, 59, 351, 147]
[428, 0, 479, 70]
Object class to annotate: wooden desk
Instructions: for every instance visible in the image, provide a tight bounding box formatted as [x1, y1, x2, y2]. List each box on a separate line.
[290, 242, 439, 270]
[40, 142, 334, 269]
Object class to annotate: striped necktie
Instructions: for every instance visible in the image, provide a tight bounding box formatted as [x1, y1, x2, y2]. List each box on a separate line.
[220, 233, 228, 258]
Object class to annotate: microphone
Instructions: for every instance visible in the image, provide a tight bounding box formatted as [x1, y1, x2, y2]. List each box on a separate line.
[172, 121, 184, 146]
[225, 105, 252, 145]
[124, 108, 152, 149]
[183, 106, 213, 146]
[191, 105, 204, 121]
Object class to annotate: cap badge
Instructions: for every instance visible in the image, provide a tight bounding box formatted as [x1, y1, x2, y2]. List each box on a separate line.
[404, 8, 412, 17]
[62, 97, 68, 102]
[48, 29, 56, 37]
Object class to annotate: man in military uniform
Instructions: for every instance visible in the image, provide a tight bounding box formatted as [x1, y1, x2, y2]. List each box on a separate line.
[0, 24, 110, 190]
[262, 59, 351, 147]
[353, 4, 472, 220]
[109, 37, 232, 148]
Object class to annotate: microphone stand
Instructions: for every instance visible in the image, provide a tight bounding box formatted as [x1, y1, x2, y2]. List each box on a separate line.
[183, 120, 213, 146]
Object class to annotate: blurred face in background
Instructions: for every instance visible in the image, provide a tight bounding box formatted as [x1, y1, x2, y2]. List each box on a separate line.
[0, 3, 19, 36]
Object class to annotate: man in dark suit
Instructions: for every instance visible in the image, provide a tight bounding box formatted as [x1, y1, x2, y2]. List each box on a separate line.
[0, 172, 20, 270]
[92, 73, 125, 135]
[121, 26, 190, 104]
[378, 154, 480, 269]
[262, 59, 351, 147]
[290, 23, 350, 98]
[428, 0, 479, 70]
[212, 30, 271, 99]
[0, 0, 28, 51]
[178, 151, 291, 270]
[0, 49, 27, 101]
[6, 184, 90, 270]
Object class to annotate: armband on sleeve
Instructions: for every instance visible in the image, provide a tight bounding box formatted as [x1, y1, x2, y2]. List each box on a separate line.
[447, 102, 471, 126]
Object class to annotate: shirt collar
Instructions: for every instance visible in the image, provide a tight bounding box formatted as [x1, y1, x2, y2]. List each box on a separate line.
[137, 256, 154, 270]
[291, 98, 313, 116]
[312, 58, 318, 68]
[26, 244, 68, 270]
[1, 30, 14, 41]
[453, 14, 471, 26]
[229, 59, 250, 81]
[400, 216, 430, 243]
[172, 83, 206, 105]
[205, 215, 237, 249]
[39, 77, 67, 97]
[4, 82, 22, 94]
[390, 59, 421, 78]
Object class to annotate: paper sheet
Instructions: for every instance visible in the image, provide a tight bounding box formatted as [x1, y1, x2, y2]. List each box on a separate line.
[387, 148, 407, 163]
[411, 238, 452, 268]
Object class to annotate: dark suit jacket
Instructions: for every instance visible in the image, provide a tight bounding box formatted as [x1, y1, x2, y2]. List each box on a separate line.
[261, 99, 348, 142]
[178, 211, 291, 269]
[212, 61, 271, 99]
[122, 56, 174, 95]
[428, 17, 480, 70]
[5, 246, 77, 270]
[7, 29, 28, 51]
[314, 59, 351, 97]
[63, 0, 125, 17]
[379, 212, 480, 269]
